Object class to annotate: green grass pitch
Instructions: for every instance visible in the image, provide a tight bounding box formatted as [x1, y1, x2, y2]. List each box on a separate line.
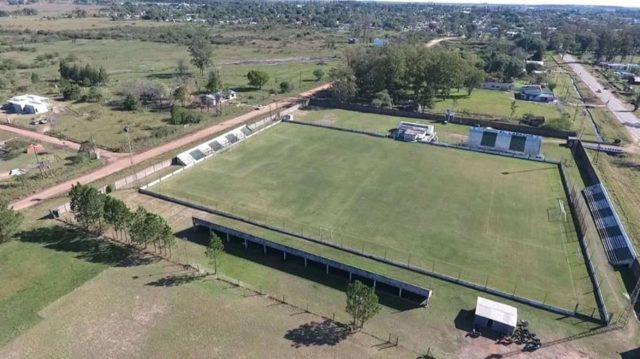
[152, 122, 590, 308]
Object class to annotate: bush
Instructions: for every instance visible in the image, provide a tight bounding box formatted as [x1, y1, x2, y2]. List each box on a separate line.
[122, 94, 140, 111]
[313, 68, 325, 81]
[61, 83, 82, 101]
[169, 106, 203, 125]
[279, 81, 294, 93]
[541, 113, 572, 131]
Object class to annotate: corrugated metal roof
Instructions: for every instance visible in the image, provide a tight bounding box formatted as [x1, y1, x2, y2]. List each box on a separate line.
[475, 297, 518, 327]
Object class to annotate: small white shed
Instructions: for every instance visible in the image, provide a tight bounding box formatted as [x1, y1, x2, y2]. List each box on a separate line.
[474, 297, 518, 334]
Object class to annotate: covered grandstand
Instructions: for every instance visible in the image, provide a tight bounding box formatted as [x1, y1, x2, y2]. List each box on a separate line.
[176, 125, 253, 166]
[583, 184, 637, 266]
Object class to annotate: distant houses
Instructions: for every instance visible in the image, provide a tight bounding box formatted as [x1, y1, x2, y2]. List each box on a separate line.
[199, 89, 237, 108]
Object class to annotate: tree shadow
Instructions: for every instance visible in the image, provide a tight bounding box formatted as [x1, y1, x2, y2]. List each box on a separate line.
[18, 225, 155, 267]
[284, 319, 351, 348]
[145, 273, 203, 287]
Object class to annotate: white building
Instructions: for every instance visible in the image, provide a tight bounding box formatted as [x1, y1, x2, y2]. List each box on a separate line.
[6, 94, 50, 115]
[467, 127, 542, 157]
[474, 297, 518, 334]
[394, 121, 437, 143]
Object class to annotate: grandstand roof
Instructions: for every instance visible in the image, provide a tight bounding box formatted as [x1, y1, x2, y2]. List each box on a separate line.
[583, 184, 636, 266]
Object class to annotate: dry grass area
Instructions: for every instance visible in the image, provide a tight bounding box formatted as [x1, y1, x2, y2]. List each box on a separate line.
[0, 259, 405, 359]
[0, 17, 174, 31]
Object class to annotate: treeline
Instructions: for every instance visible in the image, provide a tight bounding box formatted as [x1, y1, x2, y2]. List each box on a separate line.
[544, 25, 640, 61]
[0, 8, 38, 17]
[59, 59, 108, 86]
[69, 183, 176, 256]
[332, 45, 485, 110]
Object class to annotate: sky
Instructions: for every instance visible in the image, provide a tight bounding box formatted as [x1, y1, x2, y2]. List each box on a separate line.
[379, 0, 639, 8]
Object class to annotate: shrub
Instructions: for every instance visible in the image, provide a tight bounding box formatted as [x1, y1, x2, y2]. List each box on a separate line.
[279, 80, 294, 93]
[313, 68, 325, 81]
[122, 94, 140, 111]
[61, 83, 82, 101]
[169, 106, 203, 125]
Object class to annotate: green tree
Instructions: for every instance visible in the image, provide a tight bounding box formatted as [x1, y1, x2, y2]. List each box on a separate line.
[176, 59, 190, 79]
[0, 198, 23, 243]
[173, 84, 193, 107]
[205, 69, 223, 93]
[330, 77, 357, 103]
[30, 72, 39, 83]
[345, 280, 381, 329]
[189, 38, 213, 75]
[247, 70, 270, 89]
[510, 100, 518, 121]
[129, 207, 151, 248]
[69, 183, 105, 231]
[122, 94, 140, 111]
[103, 196, 131, 241]
[313, 68, 325, 81]
[61, 82, 82, 101]
[205, 232, 225, 276]
[279, 80, 294, 93]
[371, 89, 393, 108]
[464, 67, 485, 96]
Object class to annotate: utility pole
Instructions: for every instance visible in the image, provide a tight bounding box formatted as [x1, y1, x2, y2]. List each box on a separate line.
[124, 125, 138, 186]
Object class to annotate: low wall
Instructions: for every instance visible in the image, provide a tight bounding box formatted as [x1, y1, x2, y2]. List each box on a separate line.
[569, 139, 600, 186]
[113, 159, 172, 190]
[307, 99, 577, 139]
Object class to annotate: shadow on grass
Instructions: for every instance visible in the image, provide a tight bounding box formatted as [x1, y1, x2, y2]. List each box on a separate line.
[145, 273, 203, 287]
[284, 319, 351, 348]
[177, 227, 425, 312]
[18, 225, 155, 267]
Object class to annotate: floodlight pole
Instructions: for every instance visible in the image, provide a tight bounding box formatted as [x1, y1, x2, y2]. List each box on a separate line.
[124, 125, 138, 187]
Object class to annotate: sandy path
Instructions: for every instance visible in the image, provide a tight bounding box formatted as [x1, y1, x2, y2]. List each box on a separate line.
[563, 54, 640, 147]
[9, 84, 330, 210]
[425, 37, 458, 48]
[0, 124, 125, 162]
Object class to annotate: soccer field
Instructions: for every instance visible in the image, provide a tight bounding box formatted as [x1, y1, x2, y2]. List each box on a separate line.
[152, 123, 589, 307]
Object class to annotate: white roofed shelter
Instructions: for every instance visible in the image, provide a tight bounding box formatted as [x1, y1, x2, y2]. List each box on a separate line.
[6, 94, 50, 115]
[474, 297, 518, 334]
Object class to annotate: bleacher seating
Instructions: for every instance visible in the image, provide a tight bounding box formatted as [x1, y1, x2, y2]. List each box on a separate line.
[583, 184, 636, 266]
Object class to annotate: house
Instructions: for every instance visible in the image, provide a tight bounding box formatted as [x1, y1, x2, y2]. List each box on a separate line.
[5, 94, 50, 114]
[200, 94, 219, 107]
[223, 89, 237, 100]
[25, 143, 45, 155]
[474, 297, 518, 335]
[481, 81, 513, 91]
[515, 85, 555, 103]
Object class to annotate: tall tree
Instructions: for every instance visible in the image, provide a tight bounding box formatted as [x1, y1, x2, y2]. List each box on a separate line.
[0, 199, 23, 243]
[205, 232, 225, 276]
[247, 70, 270, 89]
[345, 280, 381, 330]
[103, 196, 131, 241]
[205, 68, 223, 93]
[69, 183, 105, 231]
[189, 38, 213, 75]
[129, 207, 151, 249]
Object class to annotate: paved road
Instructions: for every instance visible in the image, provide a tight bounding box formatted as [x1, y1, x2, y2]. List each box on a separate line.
[9, 83, 331, 210]
[0, 124, 125, 162]
[563, 54, 640, 146]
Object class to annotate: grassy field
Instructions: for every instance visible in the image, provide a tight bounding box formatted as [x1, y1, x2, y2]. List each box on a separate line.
[430, 88, 564, 121]
[151, 122, 589, 309]
[0, 129, 103, 201]
[1, 39, 338, 150]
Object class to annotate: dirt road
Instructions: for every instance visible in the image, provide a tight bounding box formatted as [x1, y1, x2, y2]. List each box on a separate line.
[425, 37, 458, 48]
[9, 83, 331, 210]
[0, 124, 125, 162]
[563, 54, 640, 147]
